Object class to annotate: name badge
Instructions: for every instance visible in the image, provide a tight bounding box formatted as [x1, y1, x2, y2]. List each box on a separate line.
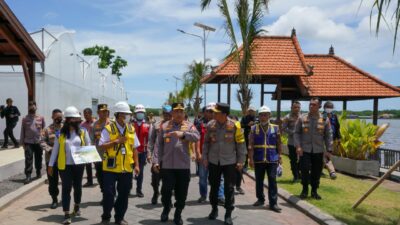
[165, 138, 171, 143]
[121, 146, 126, 155]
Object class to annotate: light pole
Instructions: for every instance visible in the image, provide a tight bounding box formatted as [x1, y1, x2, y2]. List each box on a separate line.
[177, 22, 215, 106]
[166, 76, 183, 96]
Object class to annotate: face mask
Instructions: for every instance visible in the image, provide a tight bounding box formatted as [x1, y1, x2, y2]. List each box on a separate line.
[325, 108, 333, 113]
[28, 106, 36, 114]
[71, 121, 81, 130]
[136, 113, 145, 121]
[124, 116, 131, 124]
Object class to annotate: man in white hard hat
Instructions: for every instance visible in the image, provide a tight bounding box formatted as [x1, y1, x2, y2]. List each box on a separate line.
[248, 106, 282, 213]
[132, 104, 151, 198]
[99, 101, 140, 225]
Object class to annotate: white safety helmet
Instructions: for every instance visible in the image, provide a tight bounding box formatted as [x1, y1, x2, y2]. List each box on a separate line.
[64, 106, 81, 118]
[258, 105, 271, 114]
[114, 101, 132, 114]
[248, 106, 257, 112]
[206, 102, 217, 110]
[134, 104, 146, 113]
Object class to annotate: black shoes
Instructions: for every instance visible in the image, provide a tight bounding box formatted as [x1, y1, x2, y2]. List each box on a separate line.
[218, 198, 225, 206]
[24, 176, 32, 185]
[161, 207, 170, 222]
[197, 196, 206, 203]
[208, 207, 218, 220]
[50, 199, 58, 209]
[36, 171, 42, 179]
[115, 219, 128, 225]
[270, 204, 282, 213]
[151, 193, 159, 205]
[137, 191, 144, 198]
[311, 191, 322, 200]
[253, 200, 265, 207]
[224, 211, 233, 225]
[83, 182, 94, 187]
[173, 209, 183, 225]
[236, 187, 245, 195]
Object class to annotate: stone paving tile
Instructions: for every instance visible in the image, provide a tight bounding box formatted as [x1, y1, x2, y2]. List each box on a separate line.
[0, 163, 318, 225]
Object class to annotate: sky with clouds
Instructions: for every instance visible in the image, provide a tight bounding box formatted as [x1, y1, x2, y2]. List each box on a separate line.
[7, 0, 400, 111]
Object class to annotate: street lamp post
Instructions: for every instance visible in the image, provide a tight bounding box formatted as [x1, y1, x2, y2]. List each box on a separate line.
[177, 22, 215, 106]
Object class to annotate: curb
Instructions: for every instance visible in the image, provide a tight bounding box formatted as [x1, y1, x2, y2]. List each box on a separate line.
[244, 171, 346, 225]
[0, 176, 46, 211]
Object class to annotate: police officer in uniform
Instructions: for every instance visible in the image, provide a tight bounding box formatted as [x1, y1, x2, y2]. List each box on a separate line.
[294, 97, 333, 200]
[203, 103, 246, 225]
[153, 103, 200, 225]
[21, 101, 45, 184]
[91, 104, 110, 204]
[99, 101, 140, 225]
[282, 101, 301, 182]
[147, 105, 172, 205]
[42, 108, 63, 209]
[248, 106, 282, 212]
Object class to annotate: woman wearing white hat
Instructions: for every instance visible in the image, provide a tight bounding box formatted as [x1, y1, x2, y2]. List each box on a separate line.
[48, 106, 91, 224]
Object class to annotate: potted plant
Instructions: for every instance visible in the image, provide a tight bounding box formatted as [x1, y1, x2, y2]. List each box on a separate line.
[331, 112, 385, 176]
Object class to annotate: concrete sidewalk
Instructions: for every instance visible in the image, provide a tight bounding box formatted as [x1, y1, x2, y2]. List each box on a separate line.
[0, 147, 25, 181]
[0, 163, 318, 225]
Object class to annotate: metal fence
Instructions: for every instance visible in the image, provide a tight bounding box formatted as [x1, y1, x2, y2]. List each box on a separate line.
[370, 148, 400, 172]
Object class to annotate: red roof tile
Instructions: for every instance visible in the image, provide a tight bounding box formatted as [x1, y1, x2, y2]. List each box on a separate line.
[302, 55, 400, 98]
[202, 32, 400, 99]
[204, 35, 309, 82]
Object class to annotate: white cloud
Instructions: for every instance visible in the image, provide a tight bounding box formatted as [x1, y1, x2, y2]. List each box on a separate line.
[378, 61, 400, 69]
[263, 6, 356, 42]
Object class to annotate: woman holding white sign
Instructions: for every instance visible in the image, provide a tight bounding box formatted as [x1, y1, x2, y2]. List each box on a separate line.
[48, 106, 91, 225]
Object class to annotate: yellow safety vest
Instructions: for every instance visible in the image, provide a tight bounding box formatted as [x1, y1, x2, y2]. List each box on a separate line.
[102, 122, 136, 173]
[58, 129, 86, 170]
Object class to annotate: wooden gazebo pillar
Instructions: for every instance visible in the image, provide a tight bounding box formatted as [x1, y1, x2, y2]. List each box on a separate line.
[343, 100, 347, 111]
[217, 83, 221, 102]
[227, 81, 231, 105]
[373, 98, 379, 125]
[260, 83, 264, 106]
[276, 81, 282, 120]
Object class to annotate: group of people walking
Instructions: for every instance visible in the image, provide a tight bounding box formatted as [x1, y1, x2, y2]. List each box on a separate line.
[1, 96, 341, 225]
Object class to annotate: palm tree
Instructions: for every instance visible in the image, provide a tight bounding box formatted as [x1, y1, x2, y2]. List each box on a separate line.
[201, 0, 269, 114]
[371, 0, 400, 52]
[182, 60, 209, 115]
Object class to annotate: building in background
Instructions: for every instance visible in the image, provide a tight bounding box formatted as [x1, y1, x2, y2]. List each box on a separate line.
[0, 29, 128, 141]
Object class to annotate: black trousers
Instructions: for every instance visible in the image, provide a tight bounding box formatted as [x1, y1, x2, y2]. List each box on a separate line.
[85, 163, 93, 184]
[235, 169, 243, 188]
[300, 152, 323, 192]
[288, 145, 300, 180]
[46, 160, 59, 200]
[24, 144, 43, 176]
[255, 162, 278, 206]
[208, 163, 236, 211]
[151, 165, 161, 195]
[94, 162, 104, 192]
[160, 169, 190, 210]
[59, 165, 85, 212]
[102, 171, 133, 222]
[3, 123, 18, 146]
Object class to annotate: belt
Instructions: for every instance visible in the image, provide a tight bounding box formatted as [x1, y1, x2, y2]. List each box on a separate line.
[254, 145, 276, 148]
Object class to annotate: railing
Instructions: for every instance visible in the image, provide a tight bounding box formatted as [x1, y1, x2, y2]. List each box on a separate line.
[370, 148, 400, 172]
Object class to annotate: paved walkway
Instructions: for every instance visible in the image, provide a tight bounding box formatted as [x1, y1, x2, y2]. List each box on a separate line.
[0, 163, 318, 225]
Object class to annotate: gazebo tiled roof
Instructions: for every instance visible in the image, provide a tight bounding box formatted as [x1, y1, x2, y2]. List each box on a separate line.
[302, 55, 400, 99]
[202, 31, 400, 99]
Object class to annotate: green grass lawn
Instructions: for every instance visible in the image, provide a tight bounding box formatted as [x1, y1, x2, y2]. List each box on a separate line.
[276, 155, 400, 225]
